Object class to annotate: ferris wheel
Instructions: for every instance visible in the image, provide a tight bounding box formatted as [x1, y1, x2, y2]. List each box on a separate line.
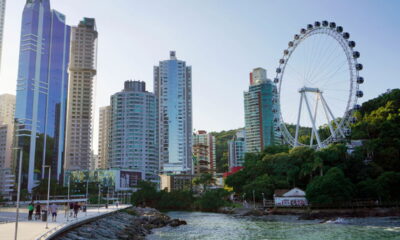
[274, 21, 364, 149]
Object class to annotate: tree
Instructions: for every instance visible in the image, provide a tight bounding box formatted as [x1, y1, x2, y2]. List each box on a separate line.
[376, 172, 400, 201]
[32, 179, 67, 199]
[355, 179, 378, 200]
[225, 169, 247, 193]
[306, 167, 354, 204]
[131, 181, 160, 207]
[156, 190, 194, 210]
[193, 173, 215, 191]
[195, 189, 230, 212]
[242, 174, 276, 200]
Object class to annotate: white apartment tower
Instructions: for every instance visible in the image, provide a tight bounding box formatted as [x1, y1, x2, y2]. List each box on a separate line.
[65, 18, 98, 170]
[0, 94, 15, 169]
[154, 51, 193, 174]
[98, 105, 111, 169]
[0, 94, 15, 199]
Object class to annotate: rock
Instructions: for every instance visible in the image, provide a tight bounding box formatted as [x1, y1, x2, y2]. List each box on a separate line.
[54, 207, 185, 240]
[169, 218, 187, 227]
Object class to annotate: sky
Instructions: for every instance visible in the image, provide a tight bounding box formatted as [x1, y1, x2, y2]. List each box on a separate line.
[0, 0, 399, 150]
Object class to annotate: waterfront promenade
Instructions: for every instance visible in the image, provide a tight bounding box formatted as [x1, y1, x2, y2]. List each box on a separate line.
[0, 204, 131, 240]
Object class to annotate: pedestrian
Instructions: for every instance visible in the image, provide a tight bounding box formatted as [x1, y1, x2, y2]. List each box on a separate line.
[50, 203, 58, 222]
[69, 202, 74, 217]
[64, 203, 69, 218]
[28, 202, 34, 220]
[35, 203, 41, 220]
[73, 202, 80, 218]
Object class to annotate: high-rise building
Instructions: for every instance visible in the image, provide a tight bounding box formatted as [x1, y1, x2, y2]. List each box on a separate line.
[0, 94, 15, 169]
[0, 93, 15, 125]
[228, 129, 246, 169]
[0, 0, 6, 70]
[64, 18, 98, 171]
[244, 68, 277, 153]
[0, 94, 15, 199]
[98, 105, 111, 169]
[154, 51, 193, 174]
[193, 130, 216, 174]
[109, 81, 158, 181]
[14, 0, 70, 192]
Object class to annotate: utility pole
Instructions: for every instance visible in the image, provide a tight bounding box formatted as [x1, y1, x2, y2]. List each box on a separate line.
[13, 148, 23, 240]
[85, 179, 89, 216]
[97, 184, 101, 213]
[44, 165, 51, 229]
[67, 176, 70, 221]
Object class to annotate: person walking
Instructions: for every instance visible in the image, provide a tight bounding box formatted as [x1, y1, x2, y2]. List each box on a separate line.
[50, 203, 58, 222]
[28, 202, 34, 220]
[73, 202, 80, 218]
[35, 203, 41, 220]
[64, 203, 69, 218]
[69, 202, 74, 217]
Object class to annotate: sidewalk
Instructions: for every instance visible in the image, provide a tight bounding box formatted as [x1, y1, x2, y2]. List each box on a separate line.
[0, 204, 131, 240]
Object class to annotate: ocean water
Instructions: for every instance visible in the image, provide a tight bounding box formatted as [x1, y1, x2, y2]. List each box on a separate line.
[147, 211, 400, 240]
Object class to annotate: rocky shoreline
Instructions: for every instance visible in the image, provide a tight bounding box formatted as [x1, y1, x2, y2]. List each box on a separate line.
[54, 207, 186, 240]
[219, 206, 400, 221]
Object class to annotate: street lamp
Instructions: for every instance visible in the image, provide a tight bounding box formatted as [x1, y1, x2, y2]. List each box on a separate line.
[12, 147, 23, 240]
[97, 183, 101, 213]
[85, 179, 89, 216]
[43, 165, 51, 229]
[67, 176, 70, 221]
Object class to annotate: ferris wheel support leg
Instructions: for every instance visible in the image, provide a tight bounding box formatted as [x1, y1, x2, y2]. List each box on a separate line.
[294, 93, 304, 147]
[303, 93, 323, 148]
[310, 95, 320, 147]
[320, 93, 336, 139]
[320, 94, 345, 138]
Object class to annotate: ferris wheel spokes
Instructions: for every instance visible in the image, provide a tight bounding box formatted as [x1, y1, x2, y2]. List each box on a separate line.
[301, 88, 323, 148]
[294, 87, 348, 148]
[319, 94, 346, 139]
[310, 94, 320, 147]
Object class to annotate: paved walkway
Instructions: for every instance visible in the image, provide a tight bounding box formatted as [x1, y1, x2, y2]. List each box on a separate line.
[0, 204, 131, 240]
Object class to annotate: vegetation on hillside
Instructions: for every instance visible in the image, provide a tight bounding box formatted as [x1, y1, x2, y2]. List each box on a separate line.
[225, 89, 400, 204]
[211, 128, 242, 173]
[131, 181, 230, 212]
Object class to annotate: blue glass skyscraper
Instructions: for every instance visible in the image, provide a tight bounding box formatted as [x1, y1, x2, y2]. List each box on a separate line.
[154, 51, 193, 174]
[15, 0, 70, 192]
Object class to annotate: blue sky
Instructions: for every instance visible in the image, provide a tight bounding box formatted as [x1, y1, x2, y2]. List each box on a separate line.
[1, 0, 399, 137]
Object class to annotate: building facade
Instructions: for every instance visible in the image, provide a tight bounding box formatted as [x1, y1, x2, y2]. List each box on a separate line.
[109, 81, 158, 181]
[0, 94, 15, 169]
[160, 174, 193, 192]
[64, 18, 98, 171]
[98, 105, 111, 169]
[0, 93, 15, 125]
[0, 0, 5, 71]
[193, 130, 216, 174]
[154, 51, 193, 174]
[0, 94, 15, 199]
[228, 129, 246, 169]
[14, 0, 70, 192]
[244, 68, 277, 153]
[193, 143, 209, 175]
